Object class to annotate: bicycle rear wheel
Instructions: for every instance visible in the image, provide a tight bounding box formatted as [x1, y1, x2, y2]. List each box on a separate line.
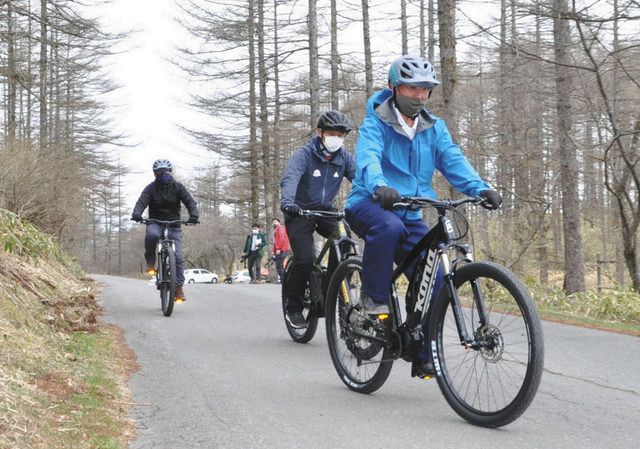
[429, 261, 544, 427]
[159, 246, 177, 317]
[281, 263, 319, 343]
[325, 257, 393, 394]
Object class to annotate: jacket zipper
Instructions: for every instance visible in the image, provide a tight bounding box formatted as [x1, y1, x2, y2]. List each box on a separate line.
[321, 162, 329, 206]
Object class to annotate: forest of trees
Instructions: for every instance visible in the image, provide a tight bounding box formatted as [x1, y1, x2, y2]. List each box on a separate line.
[1, 0, 639, 294]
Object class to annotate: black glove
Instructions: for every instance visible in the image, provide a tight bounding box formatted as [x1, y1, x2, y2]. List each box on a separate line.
[187, 216, 199, 224]
[131, 213, 143, 222]
[374, 186, 401, 210]
[479, 189, 502, 210]
[281, 204, 302, 217]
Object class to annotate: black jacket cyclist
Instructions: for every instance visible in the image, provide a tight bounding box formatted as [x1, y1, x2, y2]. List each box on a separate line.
[132, 159, 199, 302]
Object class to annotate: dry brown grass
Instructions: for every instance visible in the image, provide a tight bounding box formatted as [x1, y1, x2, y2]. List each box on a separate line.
[0, 233, 135, 448]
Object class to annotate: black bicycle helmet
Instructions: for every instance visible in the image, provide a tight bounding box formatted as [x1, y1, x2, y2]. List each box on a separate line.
[152, 159, 173, 172]
[317, 110, 352, 133]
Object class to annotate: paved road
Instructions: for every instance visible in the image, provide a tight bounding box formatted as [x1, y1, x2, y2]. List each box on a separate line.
[97, 275, 640, 449]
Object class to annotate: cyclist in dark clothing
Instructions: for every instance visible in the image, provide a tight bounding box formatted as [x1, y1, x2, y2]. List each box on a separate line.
[280, 110, 356, 328]
[131, 159, 199, 302]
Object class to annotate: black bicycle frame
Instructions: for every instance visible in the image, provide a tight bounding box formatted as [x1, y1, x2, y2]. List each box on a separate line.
[310, 218, 359, 307]
[388, 209, 487, 347]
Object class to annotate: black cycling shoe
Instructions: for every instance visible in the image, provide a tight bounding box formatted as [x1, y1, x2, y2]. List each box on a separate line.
[286, 311, 308, 329]
[411, 358, 436, 379]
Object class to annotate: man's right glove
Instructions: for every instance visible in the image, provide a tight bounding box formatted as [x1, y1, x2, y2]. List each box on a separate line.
[375, 186, 401, 210]
[479, 189, 502, 210]
[187, 216, 199, 224]
[281, 204, 302, 217]
[131, 213, 143, 222]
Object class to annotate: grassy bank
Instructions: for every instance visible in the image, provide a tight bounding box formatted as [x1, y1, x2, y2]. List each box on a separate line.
[530, 284, 640, 335]
[0, 210, 134, 449]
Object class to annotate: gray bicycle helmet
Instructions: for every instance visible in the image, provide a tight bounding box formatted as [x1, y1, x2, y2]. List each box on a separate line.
[388, 55, 440, 89]
[317, 110, 353, 133]
[152, 159, 173, 172]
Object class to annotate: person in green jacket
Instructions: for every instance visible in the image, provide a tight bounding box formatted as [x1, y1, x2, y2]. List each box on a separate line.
[242, 223, 267, 283]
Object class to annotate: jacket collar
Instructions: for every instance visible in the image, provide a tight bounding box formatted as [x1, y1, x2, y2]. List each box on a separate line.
[372, 89, 435, 138]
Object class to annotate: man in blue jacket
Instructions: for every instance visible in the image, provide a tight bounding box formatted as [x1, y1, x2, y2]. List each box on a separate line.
[345, 55, 501, 377]
[280, 110, 356, 329]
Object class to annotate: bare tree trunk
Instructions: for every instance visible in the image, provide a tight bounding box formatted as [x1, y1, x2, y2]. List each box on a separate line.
[6, 1, 17, 143]
[420, 0, 425, 57]
[534, 1, 549, 285]
[437, 0, 458, 141]
[308, 0, 319, 128]
[428, 0, 435, 62]
[400, 0, 408, 54]
[39, 0, 48, 149]
[272, 0, 282, 218]
[258, 0, 272, 218]
[361, 0, 373, 98]
[553, 0, 585, 293]
[248, 0, 259, 222]
[330, 0, 339, 109]
[26, 0, 33, 142]
[117, 160, 123, 275]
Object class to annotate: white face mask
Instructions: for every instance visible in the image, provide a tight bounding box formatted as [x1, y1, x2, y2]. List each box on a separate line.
[252, 229, 259, 234]
[323, 135, 344, 153]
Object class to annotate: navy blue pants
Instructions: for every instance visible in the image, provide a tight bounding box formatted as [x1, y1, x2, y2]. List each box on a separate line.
[145, 223, 185, 286]
[346, 199, 443, 360]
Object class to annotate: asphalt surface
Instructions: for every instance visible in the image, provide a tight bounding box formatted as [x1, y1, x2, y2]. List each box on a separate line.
[96, 275, 640, 449]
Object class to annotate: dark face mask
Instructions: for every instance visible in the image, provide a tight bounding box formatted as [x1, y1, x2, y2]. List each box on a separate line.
[394, 94, 428, 119]
[157, 173, 172, 184]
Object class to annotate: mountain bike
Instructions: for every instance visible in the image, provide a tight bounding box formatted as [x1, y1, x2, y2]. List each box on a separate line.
[142, 218, 193, 317]
[281, 210, 359, 343]
[325, 196, 544, 428]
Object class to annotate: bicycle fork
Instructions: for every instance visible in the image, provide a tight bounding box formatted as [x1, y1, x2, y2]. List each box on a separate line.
[441, 250, 491, 350]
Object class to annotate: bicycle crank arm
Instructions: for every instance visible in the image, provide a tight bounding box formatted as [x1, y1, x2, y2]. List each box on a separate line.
[346, 327, 388, 345]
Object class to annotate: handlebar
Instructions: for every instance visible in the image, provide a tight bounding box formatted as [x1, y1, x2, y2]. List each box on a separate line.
[372, 194, 485, 210]
[139, 218, 197, 226]
[394, 196, 484, 209]
[299, 209, 345, 219]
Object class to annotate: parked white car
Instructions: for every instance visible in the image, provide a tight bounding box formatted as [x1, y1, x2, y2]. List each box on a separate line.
[230, 270, 251, 284]
[184, 268, 219, 284]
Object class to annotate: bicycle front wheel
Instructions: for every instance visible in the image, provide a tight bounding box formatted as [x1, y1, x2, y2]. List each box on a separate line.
[429, 261, 544, 428]
[160, 246, 177, 317]
[325, 257, 393, 394]
[281, 264, 318, 343]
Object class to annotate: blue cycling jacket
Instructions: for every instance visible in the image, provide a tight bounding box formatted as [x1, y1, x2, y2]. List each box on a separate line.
[280, 136, 356, 211]
[345, 89, 490, 219]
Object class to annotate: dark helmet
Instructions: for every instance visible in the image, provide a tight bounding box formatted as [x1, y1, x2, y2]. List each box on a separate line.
[317, 110, 352, 133]
[152, 159, 173, 172]
[388, 55, 440, 89]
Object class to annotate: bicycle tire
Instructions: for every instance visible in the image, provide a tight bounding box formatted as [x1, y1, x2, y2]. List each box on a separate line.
[281, 263, 319, 343]
[160, 246, 177, 317]
[325, 257, 393, 394]
[429, 261, 544, 428]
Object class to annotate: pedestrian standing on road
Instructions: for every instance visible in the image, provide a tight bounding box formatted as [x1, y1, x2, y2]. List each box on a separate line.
[243, 223, 267, 283]
[271, 218, 290, 283]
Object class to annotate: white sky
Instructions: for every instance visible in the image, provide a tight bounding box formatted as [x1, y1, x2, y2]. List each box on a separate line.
[97, 0, 213, 209]
[94, 0, 499, 210]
